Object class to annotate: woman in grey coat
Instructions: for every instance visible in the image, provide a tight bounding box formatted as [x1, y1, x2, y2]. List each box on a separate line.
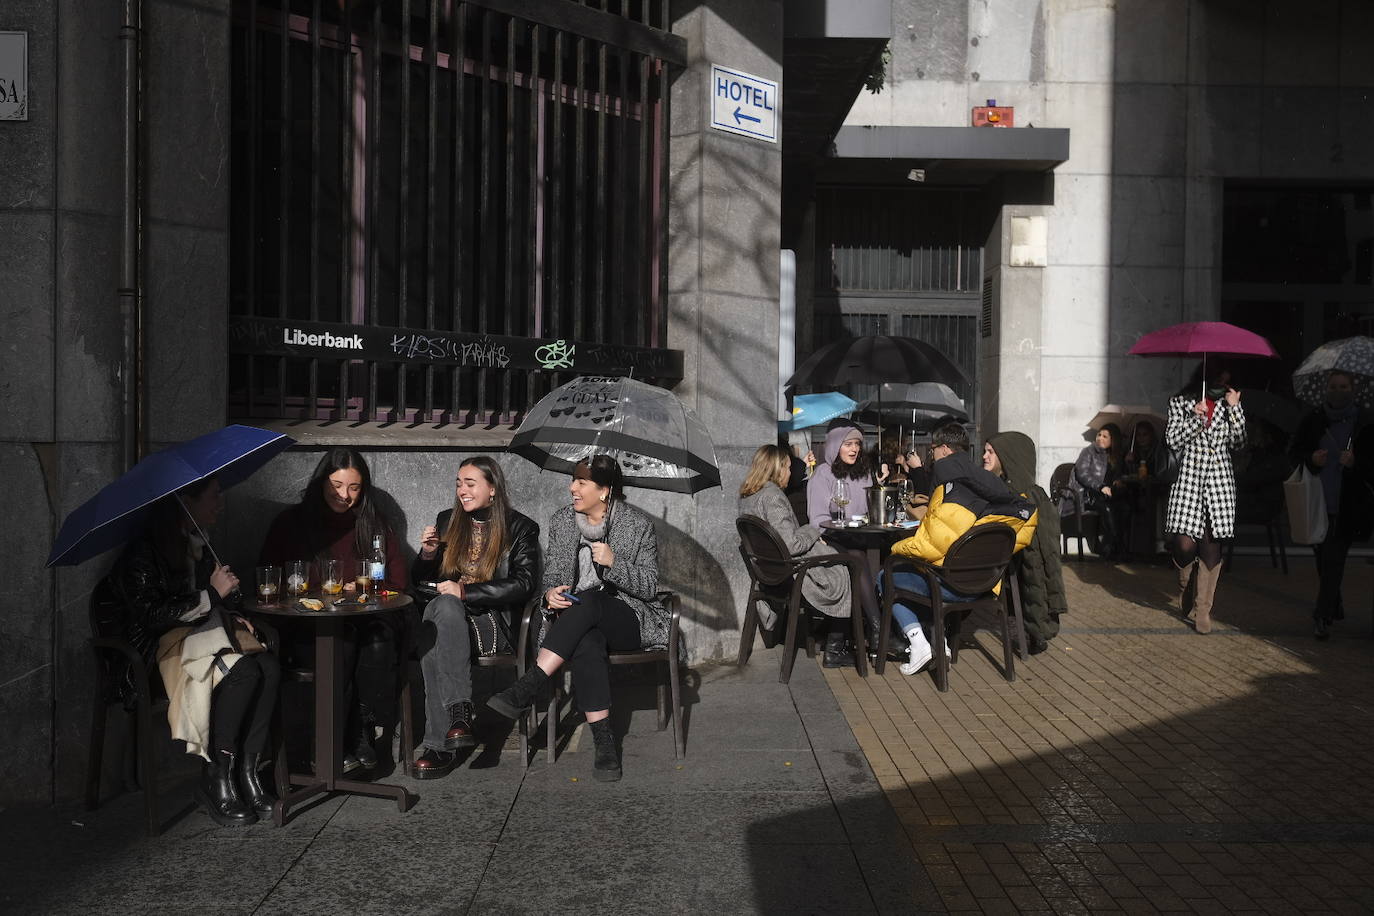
[486, 455, 664, 781]
[738, 445, 853, 665]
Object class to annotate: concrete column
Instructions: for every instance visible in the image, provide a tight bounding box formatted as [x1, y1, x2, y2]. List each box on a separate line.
[667, 0, 782, 660]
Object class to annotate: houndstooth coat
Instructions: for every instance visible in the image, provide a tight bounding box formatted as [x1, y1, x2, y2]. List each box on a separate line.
[1164, 395, 1247, 539]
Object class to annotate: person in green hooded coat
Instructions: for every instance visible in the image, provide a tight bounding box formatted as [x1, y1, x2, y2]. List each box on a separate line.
[983, 431, 1066, 653]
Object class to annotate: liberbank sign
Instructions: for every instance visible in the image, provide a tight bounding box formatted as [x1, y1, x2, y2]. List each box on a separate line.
[229, 316, 683, 380]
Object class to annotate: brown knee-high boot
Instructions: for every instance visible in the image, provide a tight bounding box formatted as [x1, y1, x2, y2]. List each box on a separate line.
[1192, 561, 1221, 634]
[1174, 559, 1197, 619]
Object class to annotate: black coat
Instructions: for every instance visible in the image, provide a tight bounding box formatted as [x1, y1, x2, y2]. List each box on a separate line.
[1288, 407, 1374, 540]
[410, 508, 541, 611]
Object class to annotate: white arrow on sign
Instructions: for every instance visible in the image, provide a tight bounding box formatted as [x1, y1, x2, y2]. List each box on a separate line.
[710, 64, 778, 143]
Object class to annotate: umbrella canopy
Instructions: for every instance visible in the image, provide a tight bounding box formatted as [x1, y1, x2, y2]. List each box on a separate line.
[857, 382, 968, 427]
[787, 335, 969, 390]
[47, 425, 296, 567]
[511, 376, 720, 494]
[1086, 404, 1163, 434]
[1127, 321, 1279, 359]
[781, 392, 858, 432]
[1292, 336, 1374, 409]
[1238, 390, 1305, 433]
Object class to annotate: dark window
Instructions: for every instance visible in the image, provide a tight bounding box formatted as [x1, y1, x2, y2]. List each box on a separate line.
[228, 0, 675, 424]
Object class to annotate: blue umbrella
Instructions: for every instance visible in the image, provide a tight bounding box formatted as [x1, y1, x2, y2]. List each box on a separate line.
[781, 392, 858, 432]
[47, 424, 295, 567]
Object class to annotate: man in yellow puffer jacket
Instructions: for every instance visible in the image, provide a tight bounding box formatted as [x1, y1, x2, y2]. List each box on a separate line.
[885, 423, 1037, 675]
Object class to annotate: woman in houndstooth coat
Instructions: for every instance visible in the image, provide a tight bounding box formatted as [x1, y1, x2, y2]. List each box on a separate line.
[1165, 383, 1246, 634]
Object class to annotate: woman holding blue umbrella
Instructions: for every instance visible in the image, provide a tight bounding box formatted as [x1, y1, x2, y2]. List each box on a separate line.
[95, 476, 281, 827]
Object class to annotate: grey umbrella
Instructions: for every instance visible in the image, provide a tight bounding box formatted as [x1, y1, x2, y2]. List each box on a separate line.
[1292, 336, 1374, 409]
[511, 376, 721, 494]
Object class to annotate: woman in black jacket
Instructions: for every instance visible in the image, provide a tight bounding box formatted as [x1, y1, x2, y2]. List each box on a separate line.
[1072, 424, 1131, 559]
[97, 476, 280, 826]
[410, 456, 539, 778]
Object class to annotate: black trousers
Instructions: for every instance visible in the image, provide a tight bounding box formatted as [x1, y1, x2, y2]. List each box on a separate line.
[1313, 519, 1353, 622]
[211, 652, 281, 758]
[541, 589, 641, 714]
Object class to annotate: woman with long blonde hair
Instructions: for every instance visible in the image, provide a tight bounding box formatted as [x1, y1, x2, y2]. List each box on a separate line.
[739, 444, 857, 667]
[410, 456, 539, 778]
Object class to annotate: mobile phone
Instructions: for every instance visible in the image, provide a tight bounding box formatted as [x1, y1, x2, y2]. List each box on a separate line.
[565, 591, 582, 604]
[422, 581, 439, 589]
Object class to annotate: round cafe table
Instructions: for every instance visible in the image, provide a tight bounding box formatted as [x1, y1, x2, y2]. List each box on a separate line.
[820, 520, 919, 660]
[250, 591, 414, 825]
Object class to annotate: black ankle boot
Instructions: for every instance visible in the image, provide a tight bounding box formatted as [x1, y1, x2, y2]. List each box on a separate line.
[445, 701, 477, 750]
[195, 752, 257, 827]
[486, 667, 549, 720]
[588, 719, 621, 782]
[822, 630, 854, 669]
[238, 752, 276, 819]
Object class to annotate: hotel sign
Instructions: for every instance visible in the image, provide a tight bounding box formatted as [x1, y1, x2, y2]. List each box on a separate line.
[0, 32, 27, 121]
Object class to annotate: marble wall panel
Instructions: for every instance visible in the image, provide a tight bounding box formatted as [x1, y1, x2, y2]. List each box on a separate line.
[1259, 87, 1341, 177]
[1110, 0, 1187, 85]
[967, 0, 1044, 83]
[1044, 81, 1113, 176]
[1044, 0, 1115, 84]
[0, 211, 55, 442]
[2, 0, 56, 210]
[1110, 177, 1185, 269]
[55, 212, 122, 443]
[1339, 1, 1374, 86]
[144, 225, 229, 444]
[0, 443, 56, 803]
[142, 0, 231, 230]
[1044, 174, 1111, 267]
[1111, 84, 1186, 177]
[1187, 0, 1264, 86]
[1041, 265, 1110, 356]
[1108, 265, 1184, 353]
[1263, 0, 1340, 87]
[55, 0, 123, 217]
[1190, 85, 1263, 178]
[890, 0, 967, 82]
[881, 79, 966, 127]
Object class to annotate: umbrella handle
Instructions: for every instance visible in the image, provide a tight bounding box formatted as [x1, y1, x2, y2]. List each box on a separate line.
[175, 493, 223, 568]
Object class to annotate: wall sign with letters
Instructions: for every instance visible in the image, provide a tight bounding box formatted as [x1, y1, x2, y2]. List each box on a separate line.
[229, 316, 684, 380]
[0, 32, 27, 122]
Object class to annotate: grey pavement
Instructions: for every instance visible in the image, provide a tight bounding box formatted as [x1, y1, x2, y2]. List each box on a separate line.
[0, 652, 931, 916]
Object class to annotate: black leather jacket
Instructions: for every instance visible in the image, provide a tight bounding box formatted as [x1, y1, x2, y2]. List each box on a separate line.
[410, 509, 541, 611]
[94, 534, 240, 705]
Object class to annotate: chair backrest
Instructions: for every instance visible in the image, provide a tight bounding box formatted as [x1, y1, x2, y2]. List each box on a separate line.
[938, 523, 1017, 596]
[736, 515, 800, 589]
[1049, 463, 1073, 497]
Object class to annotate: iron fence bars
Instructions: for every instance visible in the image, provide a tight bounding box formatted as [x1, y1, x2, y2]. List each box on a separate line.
[228, 0, 683, 425]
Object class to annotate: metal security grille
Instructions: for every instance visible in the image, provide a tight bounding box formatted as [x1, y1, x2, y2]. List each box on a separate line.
[228, 0, 681, 425]
[815, 187, 982, 294]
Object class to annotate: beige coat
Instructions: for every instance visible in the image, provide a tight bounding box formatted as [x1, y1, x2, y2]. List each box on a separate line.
[156, 611, 243, 761]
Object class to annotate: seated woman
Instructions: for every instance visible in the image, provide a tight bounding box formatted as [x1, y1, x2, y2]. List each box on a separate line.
[805, 425, 873, 528]
[738, 444, 857, 667]
[984, 432, 1066, 654]
[259, 447, 408, 772]
[1071, 424, 1132, 560]
[96, 477, 280, 827]
[485, 455, 666, 782]
[409, 456, 539, 779]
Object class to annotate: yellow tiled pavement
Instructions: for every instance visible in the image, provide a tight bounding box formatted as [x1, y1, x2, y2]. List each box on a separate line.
[823, 557, 1374, 914]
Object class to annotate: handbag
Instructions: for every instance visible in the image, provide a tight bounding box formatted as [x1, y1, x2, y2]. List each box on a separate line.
[468, 610, 512, 657]
[1284, 464, 1328, 545]
[228, 617, 268, 655]
[1154, 445, 1181, 487]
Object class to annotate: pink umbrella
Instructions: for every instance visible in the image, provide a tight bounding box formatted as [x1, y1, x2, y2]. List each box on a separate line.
[1128, 321, 1278, 398]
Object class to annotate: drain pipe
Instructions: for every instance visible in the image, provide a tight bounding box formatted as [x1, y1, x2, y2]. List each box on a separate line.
[119, 0, 144, 468]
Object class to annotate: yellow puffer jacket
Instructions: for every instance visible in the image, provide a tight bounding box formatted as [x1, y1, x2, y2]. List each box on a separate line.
[892, 451, 1038, 589]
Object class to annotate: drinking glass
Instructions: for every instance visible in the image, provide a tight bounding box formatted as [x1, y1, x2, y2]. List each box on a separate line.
[831, 479, 850, 523]
[356, 561, 373, 598]
[321, 558, 343, 596]
[286, 560, 311, 598]
[255, 566, 281, 605]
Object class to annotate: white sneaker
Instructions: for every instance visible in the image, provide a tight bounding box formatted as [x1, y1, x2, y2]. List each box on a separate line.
[899, 641, 933, 676]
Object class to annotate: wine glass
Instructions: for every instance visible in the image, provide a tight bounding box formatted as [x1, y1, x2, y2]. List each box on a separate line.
[832, 479, 850, 523]
[321, 559, 343, 597]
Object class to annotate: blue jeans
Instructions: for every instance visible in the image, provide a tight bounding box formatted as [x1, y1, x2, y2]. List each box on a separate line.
[879, 570, 980, 634]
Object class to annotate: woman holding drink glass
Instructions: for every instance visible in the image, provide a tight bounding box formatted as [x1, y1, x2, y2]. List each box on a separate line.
[259, 447, 408, 771]
[407, 456, 539, 778]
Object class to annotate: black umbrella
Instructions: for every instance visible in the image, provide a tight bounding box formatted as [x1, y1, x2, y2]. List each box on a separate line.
[787, 335, 969, 390]
[1239, 390, 1304, 434]
[511, 376, 720, 494]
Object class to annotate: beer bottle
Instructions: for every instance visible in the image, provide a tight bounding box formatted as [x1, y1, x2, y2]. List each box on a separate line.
[369, 534, 386, 589]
